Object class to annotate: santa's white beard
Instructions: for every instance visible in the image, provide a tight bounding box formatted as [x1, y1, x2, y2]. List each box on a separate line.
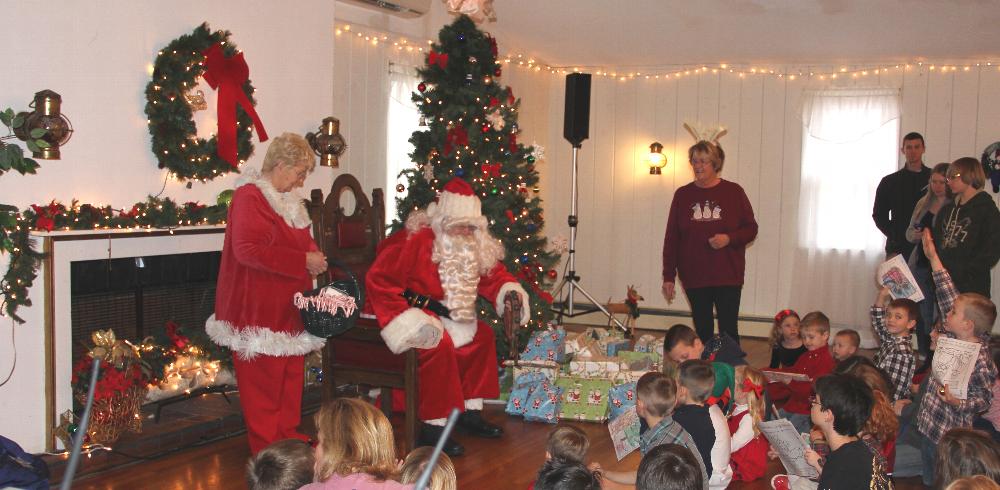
[432, 234, 482, 323]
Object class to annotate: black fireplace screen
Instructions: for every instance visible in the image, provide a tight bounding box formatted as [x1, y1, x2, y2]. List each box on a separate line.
[70, 252, 221, 355]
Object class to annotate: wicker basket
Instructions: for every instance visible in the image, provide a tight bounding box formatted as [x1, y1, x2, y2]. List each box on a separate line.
[297, 259, 363, 338]
[78, 385, 147, 445]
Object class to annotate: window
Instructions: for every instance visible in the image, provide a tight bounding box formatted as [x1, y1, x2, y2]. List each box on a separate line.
[799, 88, 900, 251]
[386, 65, 422, 224]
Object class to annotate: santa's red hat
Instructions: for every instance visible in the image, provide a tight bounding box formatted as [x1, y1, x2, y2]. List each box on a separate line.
[428, 178, 483, 223]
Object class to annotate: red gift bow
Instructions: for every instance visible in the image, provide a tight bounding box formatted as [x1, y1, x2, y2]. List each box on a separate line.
[482, 162, 501, 177]
[428, 50, 449, 69]
[201, 43, 269, 168]
[444, 125, 469, 155]
[741, 378, 764, 397]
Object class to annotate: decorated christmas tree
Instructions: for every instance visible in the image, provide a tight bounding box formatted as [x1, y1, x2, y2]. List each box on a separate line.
[394, 15, 558, 360]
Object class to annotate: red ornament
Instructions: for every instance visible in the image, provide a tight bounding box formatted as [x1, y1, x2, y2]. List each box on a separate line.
[494, 67, 502, 77]
[489, 97, 499, 108]
[547, 269, 558, 279]
[505, 209, 515, 223]
[396, 183, 406, 193]
[482, 124, 490, 133]
[418, 82, 427, 92]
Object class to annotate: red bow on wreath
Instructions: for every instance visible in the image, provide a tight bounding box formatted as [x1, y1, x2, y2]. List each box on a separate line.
[444, 125, 469, 155]
[428, 50, 449, 69]
[201, 43, 269, 168]
[741, 378, 764, 397]
[482, 162, 501, 178]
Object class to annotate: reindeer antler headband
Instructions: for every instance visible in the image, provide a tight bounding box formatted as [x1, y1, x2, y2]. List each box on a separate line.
[683, 122, 727, 145]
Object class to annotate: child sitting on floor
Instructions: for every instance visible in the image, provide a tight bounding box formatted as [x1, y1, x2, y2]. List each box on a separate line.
[766, 311, 835, 435]
[533, 459, 601, 490]
[870, 286, 918, 402]
[728, 366, 769, 482]
[399, 447, 456, 490]
[596, 372, 708, 489]
[916, 230, 999, 487]
[529, 425, 590, 489]
[300, 398, 412, 490]
[769, 309, 806, 369]
[246, 439, 314, 490]
[636, 443, 705, 490]
[830, 329, 860, 363]
[674, 359, 732, 489]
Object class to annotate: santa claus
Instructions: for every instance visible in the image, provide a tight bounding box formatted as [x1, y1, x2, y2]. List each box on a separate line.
[367, 177, 530, 456]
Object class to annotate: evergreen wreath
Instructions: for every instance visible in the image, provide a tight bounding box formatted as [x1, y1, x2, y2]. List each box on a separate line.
[144, 23, 259, 182]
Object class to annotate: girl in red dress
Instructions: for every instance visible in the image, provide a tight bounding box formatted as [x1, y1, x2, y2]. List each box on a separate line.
[728, 366, 770, 481]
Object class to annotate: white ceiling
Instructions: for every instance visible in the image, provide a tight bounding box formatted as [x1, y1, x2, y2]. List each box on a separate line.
[474, 0, 1000, 68]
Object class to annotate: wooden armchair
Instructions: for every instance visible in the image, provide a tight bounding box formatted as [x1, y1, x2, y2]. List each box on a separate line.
[308, 174, 418, 452]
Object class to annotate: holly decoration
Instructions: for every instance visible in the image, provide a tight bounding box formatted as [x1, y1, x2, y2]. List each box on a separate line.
[394, 15, 560, 361]
[144, 23, 261, 182]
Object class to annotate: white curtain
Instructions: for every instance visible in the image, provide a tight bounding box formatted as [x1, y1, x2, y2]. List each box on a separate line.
[790, 88, 900, 340]
[386, 64, 422, 224]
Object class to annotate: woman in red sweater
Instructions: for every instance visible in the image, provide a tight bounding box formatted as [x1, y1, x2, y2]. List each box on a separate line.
[662, 140, 758, 343]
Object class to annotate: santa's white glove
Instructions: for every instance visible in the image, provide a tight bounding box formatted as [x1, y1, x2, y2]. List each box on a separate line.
[407, 322, 443, 350]
[380, 308, 444, 354]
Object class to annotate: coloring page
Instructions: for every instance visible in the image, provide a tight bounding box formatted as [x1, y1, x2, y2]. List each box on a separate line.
[608, 406, 641, 461]
[759, 419, 819, 479]
[933, 337, 980, 400]
[877, 255, 925, 302]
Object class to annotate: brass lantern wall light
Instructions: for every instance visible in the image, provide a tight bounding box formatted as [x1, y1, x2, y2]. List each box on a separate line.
[13, 90, 74, 160]
[306, 117, 347, 167]
[647, 141, 667, 174]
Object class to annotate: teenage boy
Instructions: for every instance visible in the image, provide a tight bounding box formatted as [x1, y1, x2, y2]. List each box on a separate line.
[664, 324, 748, 367]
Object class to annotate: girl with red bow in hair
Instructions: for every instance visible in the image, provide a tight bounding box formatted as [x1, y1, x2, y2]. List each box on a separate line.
[727, 366, 770, 482]
[769, 309, 806, 369]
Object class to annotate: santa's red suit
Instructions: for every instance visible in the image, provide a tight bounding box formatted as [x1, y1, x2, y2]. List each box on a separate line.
[205, 169, 325, 454]
[367, 179, 529, 422]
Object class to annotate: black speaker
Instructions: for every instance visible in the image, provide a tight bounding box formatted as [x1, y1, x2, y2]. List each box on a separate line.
[563, 73, 591, 147]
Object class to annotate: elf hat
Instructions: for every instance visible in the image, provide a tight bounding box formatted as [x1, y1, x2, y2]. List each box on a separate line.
[427, 178, 483, 224]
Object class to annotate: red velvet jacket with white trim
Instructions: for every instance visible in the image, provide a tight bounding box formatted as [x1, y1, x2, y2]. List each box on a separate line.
[205, 170, 324, 359]
[367, 220, 529, 354]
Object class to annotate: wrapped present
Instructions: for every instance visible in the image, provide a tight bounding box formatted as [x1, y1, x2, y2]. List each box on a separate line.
[606, 339, 632, 357]
[619, 351, 660, 371]
[520, 328, 567, 363]
[573, 339, 604, 360]
[556, 376, 612, 422]
[524, 383, 563, 424]
[506, 371, 552, 416]
[633, 334, 664, 358]
[608, 369, 651, 384]
[565, 331, 590, 355]
[568, 355, 622, 378]
[503, 359, 560, 382]
[608, 381, 638, 421]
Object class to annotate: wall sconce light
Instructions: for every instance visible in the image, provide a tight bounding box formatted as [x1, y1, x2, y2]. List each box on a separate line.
[305, 117, 348, 167]
[10, 89, 74, 160]
[647, 142, 667, 174]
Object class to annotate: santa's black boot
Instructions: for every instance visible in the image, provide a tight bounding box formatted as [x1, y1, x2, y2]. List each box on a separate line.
[417, 423, 465, 457]
[457, 409, 503, 438]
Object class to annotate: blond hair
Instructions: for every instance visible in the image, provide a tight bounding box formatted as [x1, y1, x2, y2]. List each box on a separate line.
[957, 293, 998, 336]
[262, 132, 315, 173]
[246, 439, 314, 490]
[769, 309, 800, 347]
[313, 398, 398, 483]
[948, 157, 987, 191]
[945, 475, 1000, 490]
[736, 366, 766, 437]
[800, 311, 831, 335]
[546, 425, 590, 463]
[399, 447, 456, 490]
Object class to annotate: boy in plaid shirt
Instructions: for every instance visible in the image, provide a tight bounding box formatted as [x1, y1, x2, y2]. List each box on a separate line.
[870, 288, 918, 402]
[916, 230, 998, 486]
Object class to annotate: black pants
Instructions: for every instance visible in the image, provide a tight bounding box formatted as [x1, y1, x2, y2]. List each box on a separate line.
[685, 285, 742, 343]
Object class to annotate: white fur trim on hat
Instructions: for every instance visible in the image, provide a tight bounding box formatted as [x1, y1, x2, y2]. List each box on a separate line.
[496, 282, 531, 325]
[442, 317, 477, 348]
[235, 168, 311, 229]
[381, 308, 444, 354]
[428, 191, 481, 221]
[205, 314, 325, 359]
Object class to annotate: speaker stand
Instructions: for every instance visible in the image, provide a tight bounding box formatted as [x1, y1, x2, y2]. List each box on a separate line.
[551, 144, 626, 332]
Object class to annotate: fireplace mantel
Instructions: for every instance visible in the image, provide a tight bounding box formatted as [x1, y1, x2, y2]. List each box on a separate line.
[0, 226, 225, 452]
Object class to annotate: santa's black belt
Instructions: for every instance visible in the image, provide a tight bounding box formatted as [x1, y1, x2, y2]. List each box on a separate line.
[401, 289, 451, 319]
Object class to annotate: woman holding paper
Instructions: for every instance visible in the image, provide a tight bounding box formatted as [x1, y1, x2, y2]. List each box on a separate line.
[905, 162, 950, 358]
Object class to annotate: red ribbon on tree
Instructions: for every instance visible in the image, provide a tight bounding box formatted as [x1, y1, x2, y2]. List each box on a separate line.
[428, 50, 449, 69]
[482, 162, 501, 177]
[444, 125, 469, 155]
[201, 43, 269, 168]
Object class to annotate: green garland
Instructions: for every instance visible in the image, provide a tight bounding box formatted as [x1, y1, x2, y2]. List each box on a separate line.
[144, 23, 259, 182]
[0, 196, 229, 323]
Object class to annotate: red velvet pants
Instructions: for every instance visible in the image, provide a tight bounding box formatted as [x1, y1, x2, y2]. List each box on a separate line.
[231, 353, 307, 454]
[417, 321, 500, 420]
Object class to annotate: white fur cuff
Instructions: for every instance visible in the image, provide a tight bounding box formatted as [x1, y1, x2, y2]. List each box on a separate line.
[496, 282, 531, 325]
[205, 314, 325, 360]
[380, 308, 444, 354]
[442, 318, 477, 348]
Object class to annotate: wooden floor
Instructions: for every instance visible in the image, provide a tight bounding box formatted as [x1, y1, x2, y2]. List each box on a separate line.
[69, 336, 929, 489]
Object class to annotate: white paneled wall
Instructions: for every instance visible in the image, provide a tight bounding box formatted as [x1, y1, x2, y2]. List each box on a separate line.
[538, 67, 1000, 330]
[329, 20, 1000, 331]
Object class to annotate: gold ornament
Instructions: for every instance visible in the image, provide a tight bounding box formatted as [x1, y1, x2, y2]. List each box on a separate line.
[184, 89, 208, 111]
[53, 410, 78, 449]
